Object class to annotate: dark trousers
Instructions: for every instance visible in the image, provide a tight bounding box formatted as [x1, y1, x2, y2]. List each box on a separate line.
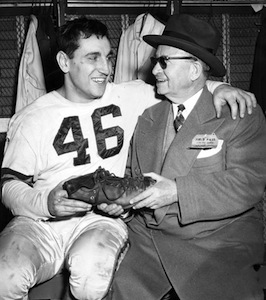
[108, 212, 264, 300]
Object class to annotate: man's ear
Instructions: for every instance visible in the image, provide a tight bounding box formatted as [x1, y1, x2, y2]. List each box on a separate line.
[190, 60, 202, 81]
[56, 51, 69, 73]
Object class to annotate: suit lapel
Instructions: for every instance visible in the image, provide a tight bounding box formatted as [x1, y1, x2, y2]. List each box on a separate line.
[135, 100, 171, 174]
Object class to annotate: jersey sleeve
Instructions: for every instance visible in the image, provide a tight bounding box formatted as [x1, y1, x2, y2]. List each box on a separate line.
[2, 180, 51, 220]
[137, 80, 161, 111]
[1, 118, 52, 220]
[206, 80, 226, 93]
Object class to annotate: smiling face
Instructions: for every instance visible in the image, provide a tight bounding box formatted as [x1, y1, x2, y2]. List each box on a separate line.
[59, 34, 113, 103]
[152, 45, 198, 103]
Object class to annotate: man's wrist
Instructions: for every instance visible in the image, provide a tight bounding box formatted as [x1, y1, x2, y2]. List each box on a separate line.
[206, 80, 229, 94]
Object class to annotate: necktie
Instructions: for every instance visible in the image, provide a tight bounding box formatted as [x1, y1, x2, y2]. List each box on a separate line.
[174, 104, 185, 132]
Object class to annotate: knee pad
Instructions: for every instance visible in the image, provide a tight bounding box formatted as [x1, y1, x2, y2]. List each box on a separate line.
[68, 251, 115, 300]
[0, 235, 44, 299]
[0, 261, 33, 299]
[67, 226, 129, 300]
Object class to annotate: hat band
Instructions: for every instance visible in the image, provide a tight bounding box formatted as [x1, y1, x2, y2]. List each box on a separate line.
[163, 31, 215, 54]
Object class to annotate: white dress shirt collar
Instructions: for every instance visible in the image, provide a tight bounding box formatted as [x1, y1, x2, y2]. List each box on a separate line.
[172, 88, 203, 119]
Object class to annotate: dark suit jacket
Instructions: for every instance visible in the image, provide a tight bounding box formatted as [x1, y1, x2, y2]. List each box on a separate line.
[128, 86, 266, 299]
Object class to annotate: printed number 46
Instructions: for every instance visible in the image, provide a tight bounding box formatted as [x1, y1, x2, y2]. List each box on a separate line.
[53, 105, 124, 166]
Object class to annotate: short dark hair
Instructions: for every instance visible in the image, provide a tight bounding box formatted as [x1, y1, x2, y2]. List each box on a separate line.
[57, 17, 109, 59]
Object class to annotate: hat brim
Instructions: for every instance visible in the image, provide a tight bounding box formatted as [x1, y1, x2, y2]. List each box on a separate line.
[143, 35, 226, 77]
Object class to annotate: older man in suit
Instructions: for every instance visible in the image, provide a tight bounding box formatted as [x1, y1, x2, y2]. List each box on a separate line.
[107, 14, 266, 300]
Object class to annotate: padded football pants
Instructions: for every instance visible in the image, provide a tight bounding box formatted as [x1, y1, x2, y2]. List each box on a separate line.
[0, 213, 128, 300]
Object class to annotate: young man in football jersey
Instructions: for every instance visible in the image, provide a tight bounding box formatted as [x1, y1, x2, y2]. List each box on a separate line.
[0, 16, 256, 300]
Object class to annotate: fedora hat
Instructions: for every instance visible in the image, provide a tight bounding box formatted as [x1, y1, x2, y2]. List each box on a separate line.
[143, 14, 226, 77]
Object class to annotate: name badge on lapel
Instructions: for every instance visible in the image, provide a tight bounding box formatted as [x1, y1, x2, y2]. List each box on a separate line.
[189, 133, 218, 150]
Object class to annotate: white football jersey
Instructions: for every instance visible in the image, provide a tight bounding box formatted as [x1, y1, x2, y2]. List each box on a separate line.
[1, 80, 159, 218]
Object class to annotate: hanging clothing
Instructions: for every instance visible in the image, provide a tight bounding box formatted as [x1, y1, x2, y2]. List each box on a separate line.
[250, 8, 266, 114]
[114, 13, 165, 84]
[251, 4, 266, 12]
[15, 15, 46, 113]
[36, 14, 64, 92]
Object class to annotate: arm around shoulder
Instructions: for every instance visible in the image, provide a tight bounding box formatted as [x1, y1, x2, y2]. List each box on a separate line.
[206, 80, 257, 119]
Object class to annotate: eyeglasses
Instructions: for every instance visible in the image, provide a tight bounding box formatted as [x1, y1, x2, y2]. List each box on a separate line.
[150, 55, 197, 69]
